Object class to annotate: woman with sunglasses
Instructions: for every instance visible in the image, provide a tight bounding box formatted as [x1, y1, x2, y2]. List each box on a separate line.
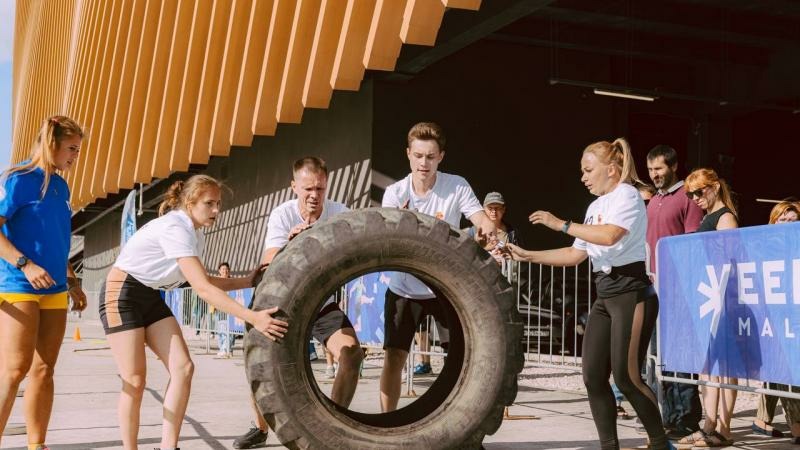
[678, 168, 738, 448]
[505, 138, 675, 450]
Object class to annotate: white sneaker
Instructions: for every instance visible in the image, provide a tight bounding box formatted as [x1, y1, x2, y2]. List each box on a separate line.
[325, 365, 336, 379]
[216, 351, 227, 358]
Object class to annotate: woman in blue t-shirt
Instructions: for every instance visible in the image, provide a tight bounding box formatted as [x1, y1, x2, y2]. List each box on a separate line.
[0, 116, 87, 450]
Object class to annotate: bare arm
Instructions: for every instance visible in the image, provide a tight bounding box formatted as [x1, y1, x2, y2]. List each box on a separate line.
[565, 222, 628, 247]
[178, 256, 288, 340]
[66, 262, 88, 311]
[529, 210, 628, 246]
[207, 275, 251, 291]
[468, 210, 497, 240]
[716, 212, 738, 230]
[507, 244, 588, 267]
[260, 247, 280, 265]
[0, 216, 55, 289]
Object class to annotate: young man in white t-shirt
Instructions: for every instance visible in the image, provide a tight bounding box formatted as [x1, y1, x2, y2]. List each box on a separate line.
[233, 157, 363, 449]
[379, 122, 496, 412]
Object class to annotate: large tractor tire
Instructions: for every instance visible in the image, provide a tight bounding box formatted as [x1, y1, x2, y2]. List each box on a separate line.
[244, 208, 524, 449]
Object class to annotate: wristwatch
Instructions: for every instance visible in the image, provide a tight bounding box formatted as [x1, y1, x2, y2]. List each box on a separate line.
[15, 255, 29, 269]
[561, 220, 572, 234]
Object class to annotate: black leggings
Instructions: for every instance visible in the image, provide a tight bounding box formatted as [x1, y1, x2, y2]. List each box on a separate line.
[582, 289, 667, 450]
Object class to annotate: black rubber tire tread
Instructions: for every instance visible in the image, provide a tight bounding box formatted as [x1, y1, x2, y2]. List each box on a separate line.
[244, 208, 524, 450]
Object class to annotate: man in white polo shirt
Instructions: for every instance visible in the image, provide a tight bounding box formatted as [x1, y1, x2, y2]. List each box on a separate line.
[233, 156, 363, 449]
[379, 122, 496, 412]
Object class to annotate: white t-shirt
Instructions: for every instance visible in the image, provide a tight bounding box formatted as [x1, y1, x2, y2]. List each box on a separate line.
[382, 172, 483, 299]
[572, 182, 647, 274]
[264, 199, 349, 307]
[114, 209, 205, 290]
[264, 199, 349, 249]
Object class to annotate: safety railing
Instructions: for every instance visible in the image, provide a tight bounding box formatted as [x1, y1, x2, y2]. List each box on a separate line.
[154, 259, 799, 402]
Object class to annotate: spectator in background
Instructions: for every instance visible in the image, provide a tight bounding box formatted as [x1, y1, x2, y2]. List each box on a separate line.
[645, 145, 704, 439]
[678, 168, 738, 448]
[768, 199, 799, 224]
[472, 192, 519, 249]
[215, 262, 234, 358]
[751, 200, 800, 444]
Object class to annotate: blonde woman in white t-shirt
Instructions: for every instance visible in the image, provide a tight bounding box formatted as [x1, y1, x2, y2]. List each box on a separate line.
[99, 175, 288, 450]
[505, 139, 675, 450]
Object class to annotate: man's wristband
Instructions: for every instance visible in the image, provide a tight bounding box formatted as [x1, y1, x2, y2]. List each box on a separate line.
[561, 220, 572, 234]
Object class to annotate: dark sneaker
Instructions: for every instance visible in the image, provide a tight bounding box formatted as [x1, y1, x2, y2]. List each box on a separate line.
[233, 425, 268, 449]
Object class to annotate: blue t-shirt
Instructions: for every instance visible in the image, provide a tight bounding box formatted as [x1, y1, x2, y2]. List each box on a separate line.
[0, 164, 72, 294]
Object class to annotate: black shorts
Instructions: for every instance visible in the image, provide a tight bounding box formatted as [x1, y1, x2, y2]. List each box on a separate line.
[99, 271, 174, 334]
[311, 302, 354, 345]
[383, 289, 449, 351]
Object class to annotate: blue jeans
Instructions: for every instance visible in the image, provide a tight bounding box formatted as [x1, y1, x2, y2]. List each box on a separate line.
[612, 384, 624, 404]
[661, 374, 702, 430]
[216, 321, 233, 353]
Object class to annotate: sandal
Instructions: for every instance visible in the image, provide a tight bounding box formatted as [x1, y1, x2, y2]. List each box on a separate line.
[617, 405, 632, 420]
[677, 430, 707, 445]
[695, 431, 733, 447]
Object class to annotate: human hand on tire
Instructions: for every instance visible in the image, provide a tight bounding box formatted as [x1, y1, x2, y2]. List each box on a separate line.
[252, 306, 289, 341]
[246, 263, 269, 287]
[288, 217, 313, 240]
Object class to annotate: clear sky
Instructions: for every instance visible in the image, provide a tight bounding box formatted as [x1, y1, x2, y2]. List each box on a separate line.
[0, 1, 14, 167]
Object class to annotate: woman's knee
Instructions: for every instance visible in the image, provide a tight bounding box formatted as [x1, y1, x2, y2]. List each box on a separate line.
[582, 368, 610, 393]
[27, 359, 56, 382]
[339, 345, 364, 370]
[170, 359, 195, 382]
[1, 364, 32, 387]
[122, 372, 147, 398]
[613, 377, 639, 398]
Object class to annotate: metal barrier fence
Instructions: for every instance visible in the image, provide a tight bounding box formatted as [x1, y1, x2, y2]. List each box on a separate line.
[160, 259, 799, 401]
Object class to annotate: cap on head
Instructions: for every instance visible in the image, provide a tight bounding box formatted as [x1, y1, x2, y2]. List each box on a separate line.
[483, 192, 505, 207]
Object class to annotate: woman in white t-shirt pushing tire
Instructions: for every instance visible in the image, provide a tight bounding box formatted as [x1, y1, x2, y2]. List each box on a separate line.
[506, 138, 675, 450]
[99, 175, 288, 450]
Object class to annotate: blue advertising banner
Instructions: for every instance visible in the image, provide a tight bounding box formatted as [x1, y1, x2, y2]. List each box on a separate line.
[164, 289, 183, 324]
[120, 189, 137, 247]
[657, 222, 800, 385]
[346, 272, 390, 346]
[163, 287, 250, 333]
[226, 288, 251, 334]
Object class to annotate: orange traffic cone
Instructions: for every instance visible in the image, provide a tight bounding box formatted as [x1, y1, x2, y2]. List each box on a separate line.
[73, 326, 82, 341]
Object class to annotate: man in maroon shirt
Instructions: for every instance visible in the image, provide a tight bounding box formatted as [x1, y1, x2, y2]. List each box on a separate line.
[646, 145, 705, 439]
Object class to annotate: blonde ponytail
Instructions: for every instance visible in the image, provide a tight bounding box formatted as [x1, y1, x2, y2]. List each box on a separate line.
[583, 137, 643, 186]
[158, 180, 185, 215]
[613, 138, 643, 185]
[3, 115, 84, 199]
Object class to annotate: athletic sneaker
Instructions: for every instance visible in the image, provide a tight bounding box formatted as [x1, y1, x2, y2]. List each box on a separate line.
[413, 363, 432, 375]
[325, 365, 336, 379]
[233, 424, 268, 449]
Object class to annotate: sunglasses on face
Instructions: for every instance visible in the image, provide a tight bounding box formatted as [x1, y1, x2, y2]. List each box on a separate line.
[686, 187, 706, 199]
